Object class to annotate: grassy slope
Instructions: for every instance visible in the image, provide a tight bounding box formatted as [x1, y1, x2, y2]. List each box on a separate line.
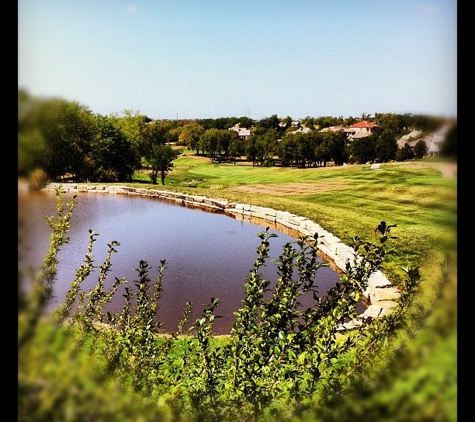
[23, 156, 456, 421]
[129, 156, 457, 420]
[132, 156, 456, 296]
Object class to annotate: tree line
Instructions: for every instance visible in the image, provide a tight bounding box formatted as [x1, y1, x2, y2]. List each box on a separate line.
[18, 89, 457, 184]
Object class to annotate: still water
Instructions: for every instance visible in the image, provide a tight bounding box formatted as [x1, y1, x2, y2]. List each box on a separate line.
[18, 186, 343, 334]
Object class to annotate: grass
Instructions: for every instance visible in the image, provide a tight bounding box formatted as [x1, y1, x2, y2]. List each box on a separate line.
[22, 156, 457, 421]
[126, 156, 457, 421]
[128, 156, 456, 296]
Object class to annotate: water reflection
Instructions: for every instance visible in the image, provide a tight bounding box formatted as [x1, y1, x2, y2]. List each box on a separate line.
[18, 186, 343, 334]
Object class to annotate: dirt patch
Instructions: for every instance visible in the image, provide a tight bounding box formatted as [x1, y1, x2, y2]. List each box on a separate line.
[395, 161, 457, 178]
[229, 181, 348, 195]
[429, 162, 457, 178]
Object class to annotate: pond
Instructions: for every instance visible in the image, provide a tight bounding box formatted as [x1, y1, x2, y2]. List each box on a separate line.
[18, 184, 347, 335]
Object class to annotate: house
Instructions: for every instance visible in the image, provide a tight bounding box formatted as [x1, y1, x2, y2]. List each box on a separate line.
[319, 125, 345, 133]
[289, 126, 312, 134]
[229, 124, 251, 140]
[396, 129, 422, 148]
[344, 120, 379, 142]
[411, 125, 449, 157]
[396, 125, 449, 157]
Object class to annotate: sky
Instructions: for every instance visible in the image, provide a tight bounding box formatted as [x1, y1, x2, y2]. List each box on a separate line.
[18, 0, 457, 121]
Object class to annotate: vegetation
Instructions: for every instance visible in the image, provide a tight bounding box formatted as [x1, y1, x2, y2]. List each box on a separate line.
[19, 186, 430, 422]
[28, 168, 48, 191]
[18, 157, 456, 421]
[18, 89, 456, 185]
[18, 90, 457, 421]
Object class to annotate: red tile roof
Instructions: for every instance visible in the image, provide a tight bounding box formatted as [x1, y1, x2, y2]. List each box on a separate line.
[350, 120, 379, 129]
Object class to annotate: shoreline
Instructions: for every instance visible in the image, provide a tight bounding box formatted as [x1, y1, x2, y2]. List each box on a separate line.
[33, 180, 401, 330]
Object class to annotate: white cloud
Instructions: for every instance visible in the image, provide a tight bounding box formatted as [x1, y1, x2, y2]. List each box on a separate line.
[127, 3, 137, 13]
[422, 3, 440, 15]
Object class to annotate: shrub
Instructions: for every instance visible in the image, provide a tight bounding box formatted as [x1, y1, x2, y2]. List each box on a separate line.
[18, 186, 424, 422]
[28, 168, 48, 191]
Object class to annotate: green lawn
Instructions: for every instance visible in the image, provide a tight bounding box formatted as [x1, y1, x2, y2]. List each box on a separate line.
[22, 156, 457, 422]
[130, 156, 457, 300]
[128, 156, 458, 421]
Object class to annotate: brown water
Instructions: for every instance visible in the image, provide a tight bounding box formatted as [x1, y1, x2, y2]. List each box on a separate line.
[18, 186, 345, 334]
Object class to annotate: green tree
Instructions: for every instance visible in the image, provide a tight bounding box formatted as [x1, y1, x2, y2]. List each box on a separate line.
[276, 133, 299, 166]
[290, 132, 314, 167]
[91, 115, 140, 182]
[147, 144, 180, 185]
[375, 129, 398, 162]
[114, 109, 148, 157]
[315, 141, 331, 167]
[396, 143, 415, 161]
[228, 133, 245, 162]
[179, 123, 205, 154]
[245, 135, 259, 167]
[142, 121, 168, 153]
[199, 128, 221, 158]
[237, 116, 255, 129]
[413, 139, 428, 159]
[248, 130, 279, 166]
[318, 131, 349, 166]
[348, 135, 377, 164]
[18, 90, 44, 175]
[217, 129, 239, 157]
[20, 97, 97, 181]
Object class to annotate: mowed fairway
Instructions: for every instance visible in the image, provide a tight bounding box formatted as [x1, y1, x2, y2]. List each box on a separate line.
[130, 156, 457, 307]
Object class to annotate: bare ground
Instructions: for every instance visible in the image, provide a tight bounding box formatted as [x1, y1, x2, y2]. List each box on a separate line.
[229, 181, 349, 195]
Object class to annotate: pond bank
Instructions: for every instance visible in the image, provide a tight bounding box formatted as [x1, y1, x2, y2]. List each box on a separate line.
[40, 181, 401, 330]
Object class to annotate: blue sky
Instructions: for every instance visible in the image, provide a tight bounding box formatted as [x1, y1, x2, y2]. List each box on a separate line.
[18, 0, 457, 120]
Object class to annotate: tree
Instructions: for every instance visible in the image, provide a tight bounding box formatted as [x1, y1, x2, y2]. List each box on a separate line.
[396, 143, 415, 161]
[413, 140, 428, 159]
[257, 130, 279, 166]
[245, 135, 260, 167]
[147, 144, 180, 185]
[348, 135, 377, 164]
[375, 129, 398, 162]
[315, 142, 331, 167]
[439, 122, 457, 159]
[179, 123, 205, 154]
[330, 131, 349, 165]
[291, 132, 314, 167]
[21, 97, 97, 181]
[199, 128, 220, 158]
[90, 115, 140, 182]
[228, 133, 245, 162]
[217, 129, 240, 158]
[142, 121, 168, 154]
[18, 92, 46, 175]
[276, 133, 299, 167]
[318, 131, 348, 166]
[238, 116, 255, 129]
[114, 109, 148, 158]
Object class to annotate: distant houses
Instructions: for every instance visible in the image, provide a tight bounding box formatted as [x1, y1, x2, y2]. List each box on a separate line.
[229, 119, 449, 158]
[396, 129, 423, 147]
[396, 125, 450, 157]
[319, 125, 345, 133]
[229, 123, 251, 140]
[317, 121, 379, 142]
[344, 120, 379, 142]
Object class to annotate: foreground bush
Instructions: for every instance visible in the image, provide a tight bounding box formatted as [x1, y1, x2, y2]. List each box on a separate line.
[18, 186, 454, 422]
